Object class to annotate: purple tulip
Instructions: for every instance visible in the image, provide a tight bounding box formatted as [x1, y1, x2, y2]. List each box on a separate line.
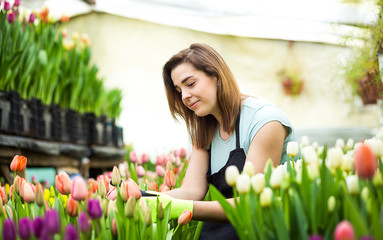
[28, 12, 35, 24]
[13, 0, 19, 6]
[6, 12, 14, 23]
[78, 212, 91, 233]
[64, 224, 78, 240]
[33, 217, 44, 238]
[18, 218, 33, 240]
[308, 234, 323, 240]
[88, 198, 102, 219]
[45, 209, 60, 235]
[2, 219, 16, 240]
[360, 236, 374, 240]
[4, 1, 10, 10]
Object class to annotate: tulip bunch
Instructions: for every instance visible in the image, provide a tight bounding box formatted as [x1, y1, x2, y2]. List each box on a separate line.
[1, 153, 196, 240]
[211, 138, 383, 240]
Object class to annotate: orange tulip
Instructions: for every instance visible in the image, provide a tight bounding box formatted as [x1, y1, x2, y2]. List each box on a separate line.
[159, 184, 170, 192]
[0, 187, 7, 204]
[10, 155, 27, 172]
[111, 219, 117, 236]
[66, 196, 79, 217]
[178, 209, 192, 225]
[147, 181, 158, 192]
[89, 179, 98, 193]
[164, 170, 176, 189]
[354, 143, 378, 179]
[55, 172, 72, 195]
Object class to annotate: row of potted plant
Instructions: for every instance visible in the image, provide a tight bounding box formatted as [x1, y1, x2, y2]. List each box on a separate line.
[0, 2, 124, 147]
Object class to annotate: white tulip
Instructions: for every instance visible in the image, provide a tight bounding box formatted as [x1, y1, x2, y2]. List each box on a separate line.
[260, 187, 273, 207]
[270, 165, 284, 189]
[365, 138, 383, 158]
[302, 146, 319, 166]
[361, 186, 369, 203]
[335, 138, 345, 149]
[345, 175, 359, 195]
[341, 154, 354, 172]
[327, 196, 336, 213]
[236, 174, 251, 194]
[225, 165, 240, 187]
[300, 136, 310, 148]
[346, 138, 355, 150]
[242, 161, 254, 177]
[373, 170, 383, 186]
[326, 147, 343, 170]
[251, 173, 265, 194]
[286, 141, 299, 157]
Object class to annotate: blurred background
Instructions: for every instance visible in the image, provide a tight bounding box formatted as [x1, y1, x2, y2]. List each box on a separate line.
[1, 0, 383, 181]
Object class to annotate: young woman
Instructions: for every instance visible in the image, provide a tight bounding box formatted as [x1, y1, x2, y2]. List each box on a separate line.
[161, 43, 296, 239]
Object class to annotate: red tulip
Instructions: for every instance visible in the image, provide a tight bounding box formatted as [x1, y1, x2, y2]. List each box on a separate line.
[334, 220, 355, 240]
[55, 172, 72, 195]
[178, 209, 192, 225]
[71, 177, 87, 201]
[66, 196, 79, 217]
[354, 143, 378, 179]
[164, 170, 176, 189]
[10, 155, 27, 172]
[106, 187, 117, 200]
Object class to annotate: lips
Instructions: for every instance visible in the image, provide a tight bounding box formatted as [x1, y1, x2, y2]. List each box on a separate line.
[189, 100, 200, 109]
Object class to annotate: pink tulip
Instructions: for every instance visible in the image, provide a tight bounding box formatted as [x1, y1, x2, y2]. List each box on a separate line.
[126, 179, 141, 199]
[71, 177, 87, 201]
[129, 151, 138, 163]
[10, 155, 27, 172]
[180, 147, 187, 158]
[178, 209, 192, 225]
[156, 155, 165, 166]
[164, 170, 176, 189]
[13, 0, 20, 6]
[141, 153, 149, 163]
[354, 143, 377, 179]
[159, 184, 170, 192]
[55, 172, 72, 195]
[136, 165, 146, 177]
[334, 220, 355, 240]
[23, 182, 35, 204]
[174, 149, 181, 158]
[35, 183, 44, 207]
[106, 187, 117, 200]
[156, 165, 165, 177]
[147, 181, 158, 192]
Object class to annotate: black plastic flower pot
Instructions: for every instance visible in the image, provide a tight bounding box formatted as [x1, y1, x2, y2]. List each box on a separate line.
[0, 91, 11, 133]
[105, 117, 115, 146]
[19, 99, 32, 137]
[93, 115, 106, 146]
[113, 125, 124, 148]
[29, 98, 44, 139]
[9, 91, 21, 134]
[59, 108, 70, 142]
[85, 112, 96, 145]
[77, 113, 88, 145]
[50, 104, 61, 141]
[42, 105, 52, 140]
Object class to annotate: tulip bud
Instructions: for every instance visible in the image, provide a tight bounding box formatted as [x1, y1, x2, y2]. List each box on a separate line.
[287, 141, 299, 158]
[165, 159, 173, 171]
[270, 166, 284, 189]
[129, 151, 138, 163]
[112, 166, 121, 186]
[23, 182, 35, 204]
[147, 181, 158, 192]
[159, 184, 170, 192]
[10, 155, 27, 172]
[361, 186, 369, 203]
[178, 209, 192, 225]
[35, 183, 44, 207]
[4, 1, 10, 11]
[373, 170, 383, 186]
[66, 197, 79, 217]
[242, 161, 254, 177]
[106, 187, 117, 200]
[335, 138, 345, 150]
[45, 209, 60, 235]
[302, 146, 319, 165]
[260, 187, 272, 207]
[78, 212, 91, 233]
[64, 224, 78, 240]
[144, 207, 152, 226]
[111, 219, 118, 237]
[225, 165, 239, 187]
[141, 153, 150, 163]
[2, 219, 16, 240]
[251, 173, 265, 194]
[88, 198, 102, 219]
[158, 201, 164, 220]
[308, 234, 323, 240]
[354, 143, 378, 179]
[236, 174, 250, 194]
[156, 165, 165, 177]
[125, 197, 136, 218]
[327, 196, 336, 213]
[126, 179, 142, 199]
[0, 186, 8, 205]
[326, 147, 343, 170]
[341, 155, 354, 173]
[345, 175, 359, 195]
[334, 220, 355, 240]
[29, 12, 36, 24]
[346, 138, 355, 151]
[164, 170, 176, 189]
[55, 171, 72, 195]
[300, 136, 310, 148]
[18, 217, 33, 240]
[365, 138, 383, 158]
[71, 177, 87, 201]
[32, 217, 44, 238]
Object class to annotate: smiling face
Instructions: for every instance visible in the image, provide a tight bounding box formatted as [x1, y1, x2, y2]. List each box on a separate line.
[171, 62, 221, 119]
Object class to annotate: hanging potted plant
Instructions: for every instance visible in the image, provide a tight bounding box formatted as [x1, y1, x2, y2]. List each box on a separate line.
[279, 68, 304, 96]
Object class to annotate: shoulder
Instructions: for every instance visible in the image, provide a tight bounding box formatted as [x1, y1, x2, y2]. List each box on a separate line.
[241, 97, 283, 119]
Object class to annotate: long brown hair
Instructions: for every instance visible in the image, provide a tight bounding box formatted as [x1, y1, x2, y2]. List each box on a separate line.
[163, 43, 242, 149]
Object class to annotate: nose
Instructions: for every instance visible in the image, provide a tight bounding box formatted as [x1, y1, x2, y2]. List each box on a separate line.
[181, 89, 191, 101]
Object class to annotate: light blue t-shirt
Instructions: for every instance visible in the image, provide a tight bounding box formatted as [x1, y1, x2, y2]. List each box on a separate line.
[210, 97, 296, 174]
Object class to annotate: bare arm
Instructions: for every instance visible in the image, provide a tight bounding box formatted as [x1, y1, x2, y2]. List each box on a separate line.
[163, 121, 287, 222]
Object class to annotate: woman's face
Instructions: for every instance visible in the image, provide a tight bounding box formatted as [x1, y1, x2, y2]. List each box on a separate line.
[171, 62, 220, 119]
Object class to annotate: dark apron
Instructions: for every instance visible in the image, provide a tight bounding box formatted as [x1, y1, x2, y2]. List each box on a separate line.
[199, 113, 246, 240]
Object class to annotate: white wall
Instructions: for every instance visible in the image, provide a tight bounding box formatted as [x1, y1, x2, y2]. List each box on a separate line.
[65, 12, 380, 158]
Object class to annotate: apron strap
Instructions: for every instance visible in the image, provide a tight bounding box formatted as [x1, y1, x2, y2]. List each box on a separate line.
[235, 112, 241, 150]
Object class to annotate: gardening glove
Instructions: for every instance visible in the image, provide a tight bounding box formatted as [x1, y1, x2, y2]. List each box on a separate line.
[140, 190, 193, 222]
